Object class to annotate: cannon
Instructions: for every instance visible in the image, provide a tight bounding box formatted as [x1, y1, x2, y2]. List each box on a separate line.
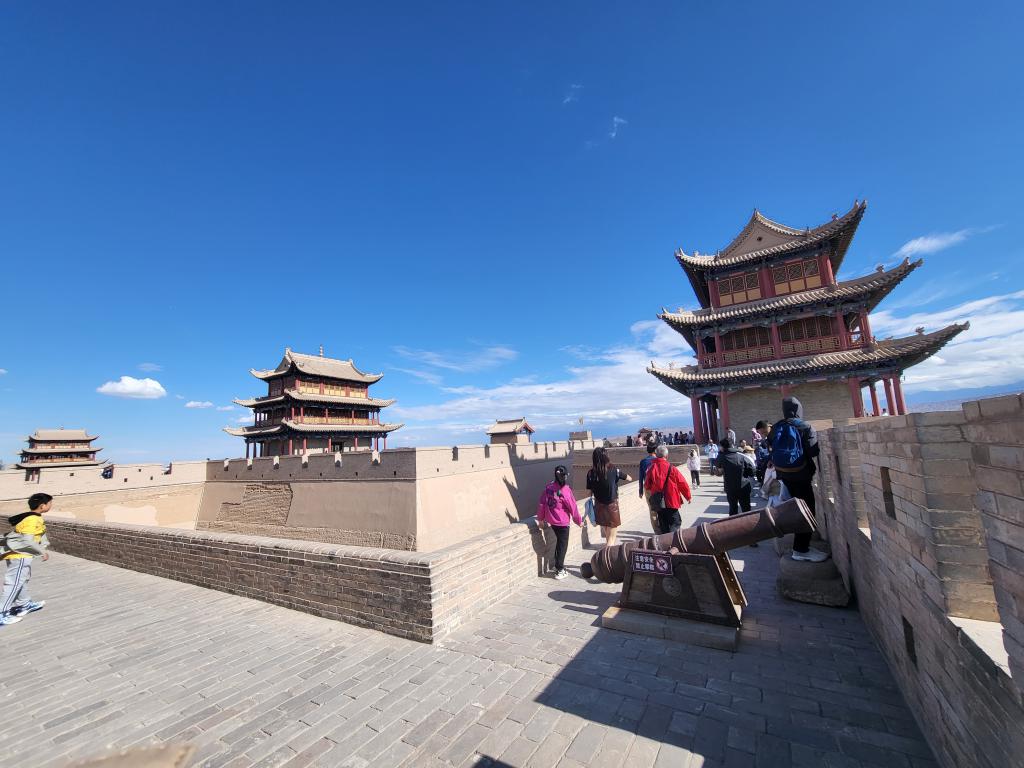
[582, 498, 816, 630]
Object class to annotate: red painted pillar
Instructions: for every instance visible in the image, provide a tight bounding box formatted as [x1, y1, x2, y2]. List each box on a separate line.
[302, 437, 307, 453]
[354, 436, 359, 450]
[847, 378, 864, 417]
[383, 436, 387, 450]
[821, 254, 836, 285]
[769, 322, 782, 358]
[691, 397, 704, 444]
[288, 437, 293, 455]
[708, 278, 721, 308]
[758, 267, 773, 298]
[720, 390, 730, 435]
[861, 311, 873, 345]
[300, 405, 305, 423]
[893, 375, 907, 416]
[713, 331, 723, 366]
[883, 376, 896, 416]
[835, 311, 849, 350]
[869, 382, 881, 416]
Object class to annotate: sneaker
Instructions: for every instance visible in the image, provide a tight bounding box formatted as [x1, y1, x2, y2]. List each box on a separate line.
[0, 614, 23, 626]
[10, 601, 45, 616]
[791, 549, 830, 563]
[554, 569, 569, 580]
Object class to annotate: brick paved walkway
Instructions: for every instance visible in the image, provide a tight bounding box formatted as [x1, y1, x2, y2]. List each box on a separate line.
[1, 479, 937, 767]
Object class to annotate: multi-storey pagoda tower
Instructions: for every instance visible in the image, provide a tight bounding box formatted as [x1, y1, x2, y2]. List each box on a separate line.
[648, 202, 968, 443]
[18, 429, 103, 478]
[225, 348, 403, 457]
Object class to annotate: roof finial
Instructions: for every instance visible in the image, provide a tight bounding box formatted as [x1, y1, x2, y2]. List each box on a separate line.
[285, 346, 291, 353]
[915, 326, 925, 335]
[319, 345, 324, 357]
[876, 264, 884, 273]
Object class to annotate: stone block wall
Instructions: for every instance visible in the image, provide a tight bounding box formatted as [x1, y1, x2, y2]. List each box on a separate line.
[962, 393, 1024, 686]
[816, 404, 1024, 768]
[726, 380, 855, 441]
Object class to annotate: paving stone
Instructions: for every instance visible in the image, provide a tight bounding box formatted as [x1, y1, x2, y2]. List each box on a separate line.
[0, 487, 935, 768]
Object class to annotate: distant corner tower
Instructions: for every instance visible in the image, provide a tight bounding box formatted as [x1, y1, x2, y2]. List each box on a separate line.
[648, 201, 968, 442]
[225, 347, 403, 457]
[18, 428, 104, 481]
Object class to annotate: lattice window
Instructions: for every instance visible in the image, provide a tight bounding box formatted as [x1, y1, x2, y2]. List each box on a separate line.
[773, 258, 823, 295]
[717, 270, 762, 306]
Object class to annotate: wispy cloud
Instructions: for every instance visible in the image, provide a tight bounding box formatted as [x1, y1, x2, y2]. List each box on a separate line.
[393, 344, 518, 373]
[216, 405, 235, 412]
[562, 83, 583, 104]
[388, 323, 694, 446]
[0, 368, 7, 375]
[893, 225, 997, 259]
[871, 289, 1024, 391]
[393, 367, 444, 387]
[185, 400, 214, 409]
[137, 362, 163, 373]
[97, 376, 167, 399]
[235, 414, 255, 424]
[174, 394, 185, 400]
[608, 116, 627, 138]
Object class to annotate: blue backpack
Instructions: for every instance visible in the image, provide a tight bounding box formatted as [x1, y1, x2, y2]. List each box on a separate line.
[771, 421, 805, 470]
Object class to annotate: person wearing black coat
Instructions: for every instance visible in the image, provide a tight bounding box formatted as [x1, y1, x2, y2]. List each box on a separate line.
[718, 437, 755, 527]
[768, 396, 827, 562]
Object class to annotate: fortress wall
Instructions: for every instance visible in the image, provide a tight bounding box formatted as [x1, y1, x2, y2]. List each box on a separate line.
[726, 380, 854, 442]
[962, 394, 1024, 687]
[198, 441, 600, 552]
[815, 405, 1023, 768]
[0, 462, 207, 528]
[35, 480, 649, 644]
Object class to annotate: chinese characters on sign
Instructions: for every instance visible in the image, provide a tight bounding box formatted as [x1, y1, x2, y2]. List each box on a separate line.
[631, 549, 672, 575]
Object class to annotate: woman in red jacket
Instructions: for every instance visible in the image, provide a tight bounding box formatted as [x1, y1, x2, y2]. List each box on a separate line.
[643, 445, 692, 533]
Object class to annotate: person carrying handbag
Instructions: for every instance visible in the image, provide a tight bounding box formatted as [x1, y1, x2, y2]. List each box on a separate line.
[643, 445, 692, 534]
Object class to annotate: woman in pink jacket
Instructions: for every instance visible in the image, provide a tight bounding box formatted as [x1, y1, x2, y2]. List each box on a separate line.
[536, 465, 582, 580]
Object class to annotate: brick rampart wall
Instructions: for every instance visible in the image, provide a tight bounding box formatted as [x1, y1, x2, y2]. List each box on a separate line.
[815, 403, 1024, 768]
[962, 394, 1024, 684]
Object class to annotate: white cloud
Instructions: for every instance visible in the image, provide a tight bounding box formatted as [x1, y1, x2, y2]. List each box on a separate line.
[216, 405, 235, 411]
[608, 116, 627, 138]
[892, 225, 997, 259]
[235, 414, 255, 424]
[871, 289, 1024, 391]
[393, 367, 444, 387]
[175, 394, 185, 399]
[185, 401, 214, 409]
[97, 376, 167, 399]
[0, 368, 6, 375]
[562, 84, 583, 104]
[388, 323, 696, 446]
[137, 362, 163, 372]
[393, 344, 518, 373]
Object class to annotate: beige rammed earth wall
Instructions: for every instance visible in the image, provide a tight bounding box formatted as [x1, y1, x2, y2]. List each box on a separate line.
[0, 461, 207, 529]
[196, 441, 601, 551]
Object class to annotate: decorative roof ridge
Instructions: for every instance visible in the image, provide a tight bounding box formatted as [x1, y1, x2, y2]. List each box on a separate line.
[647, 321, 968, 380]
[676, 200, 868, 269]
[716, 209, 806, 258]
[659, 257, 922, 325]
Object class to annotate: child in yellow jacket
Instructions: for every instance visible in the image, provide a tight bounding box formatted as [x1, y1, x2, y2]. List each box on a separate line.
[1, 492, 52, 627]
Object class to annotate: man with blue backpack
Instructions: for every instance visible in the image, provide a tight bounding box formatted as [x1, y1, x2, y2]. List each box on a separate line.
[769, 396, 829, 563]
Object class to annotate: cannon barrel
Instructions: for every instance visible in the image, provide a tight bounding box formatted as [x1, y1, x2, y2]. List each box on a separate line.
[579, 497, 816, 583]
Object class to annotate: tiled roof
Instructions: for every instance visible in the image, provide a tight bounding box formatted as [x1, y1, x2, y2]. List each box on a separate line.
[677, 201, 867, 308]
[27, 429, 97, 442]
[21, 447, 103, 455]
[660, 259, 922, 346]
[486, 418, 535, 435]
[677, 201, 867, 270]
[16, 460, 104, 468]
[251, 349, 383, 384]
[223, 420, 403, 437]
[234, 390, 396, 408]
[648, 323, 967, 393]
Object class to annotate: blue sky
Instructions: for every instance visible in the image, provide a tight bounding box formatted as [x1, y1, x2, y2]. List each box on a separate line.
[2, 2, 1023, 464]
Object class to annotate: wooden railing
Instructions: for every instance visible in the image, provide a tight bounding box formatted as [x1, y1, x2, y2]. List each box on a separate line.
[780, 336, 841, 356]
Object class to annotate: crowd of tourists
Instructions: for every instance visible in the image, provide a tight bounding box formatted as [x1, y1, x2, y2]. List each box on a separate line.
[535, 395, 830, 579]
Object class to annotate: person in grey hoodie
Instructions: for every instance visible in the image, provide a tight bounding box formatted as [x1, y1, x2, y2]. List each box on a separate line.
[768, 397, 828, 562]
